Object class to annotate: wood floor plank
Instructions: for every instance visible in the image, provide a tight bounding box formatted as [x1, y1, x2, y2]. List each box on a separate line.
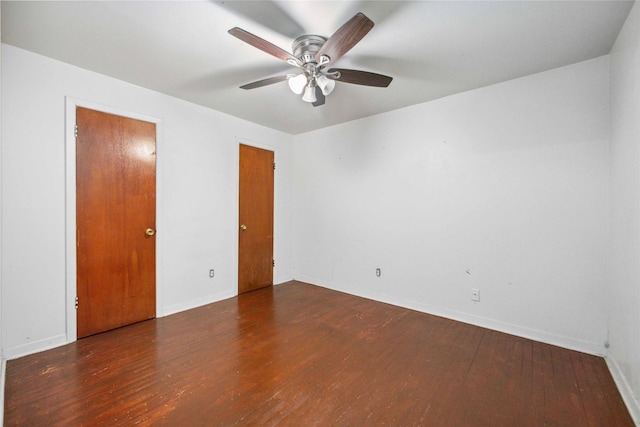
[572, 350, 608, 427]
[549, 343, 588, 425]
[581, 350, 634, 426]
[4, 281, 635, 426]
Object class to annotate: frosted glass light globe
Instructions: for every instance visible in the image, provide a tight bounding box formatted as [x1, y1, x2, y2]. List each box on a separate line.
[288, 74, 307, 95]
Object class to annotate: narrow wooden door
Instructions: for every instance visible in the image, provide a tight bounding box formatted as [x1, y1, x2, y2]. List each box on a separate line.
[238, 144, 274, 294]
[76, 107, 156, 338]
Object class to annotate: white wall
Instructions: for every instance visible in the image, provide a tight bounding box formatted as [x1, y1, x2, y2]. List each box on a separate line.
[0, 9, 5, 427]
[0, 4, 4, 353]
[0, 44, 294, 358]
[293, 56, 610, 355]
[608, 1, 640, 423]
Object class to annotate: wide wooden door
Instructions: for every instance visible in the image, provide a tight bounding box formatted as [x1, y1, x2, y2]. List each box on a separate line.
[76, 107, 156, 338]
[238, 144, 274, 294]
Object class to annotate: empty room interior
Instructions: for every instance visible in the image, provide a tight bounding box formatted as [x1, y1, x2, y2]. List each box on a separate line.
[1, 0, 640, 425]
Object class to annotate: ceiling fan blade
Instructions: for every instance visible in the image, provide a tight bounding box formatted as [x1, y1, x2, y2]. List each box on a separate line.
[312, 86, 325, 107]
[314, 13, 374, 65]
[329, 68, 393, 87]
[218, 1, 305, 39]
[229, 27, 299, 65]
[240, 75, 289, 90]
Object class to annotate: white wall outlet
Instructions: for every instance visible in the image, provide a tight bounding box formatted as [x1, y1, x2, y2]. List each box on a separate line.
[471, 288, 480, 302]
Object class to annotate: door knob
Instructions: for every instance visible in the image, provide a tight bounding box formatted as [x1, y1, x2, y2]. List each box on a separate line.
[145, 228, 156, 236]
[240, 224, 247, 231]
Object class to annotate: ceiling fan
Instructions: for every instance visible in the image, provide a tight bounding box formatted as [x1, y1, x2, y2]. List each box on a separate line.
[228, 12, 393, 107]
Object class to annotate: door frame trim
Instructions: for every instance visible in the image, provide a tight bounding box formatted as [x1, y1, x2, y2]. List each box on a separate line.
[236, 139, 277, 293]
[64, 97, 164, 343]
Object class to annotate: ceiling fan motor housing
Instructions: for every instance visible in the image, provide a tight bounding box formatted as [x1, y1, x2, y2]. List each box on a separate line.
[292, 35, 327, 64]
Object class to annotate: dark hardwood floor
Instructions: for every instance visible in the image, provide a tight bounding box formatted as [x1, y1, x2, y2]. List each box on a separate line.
[4, 281, 634, 426]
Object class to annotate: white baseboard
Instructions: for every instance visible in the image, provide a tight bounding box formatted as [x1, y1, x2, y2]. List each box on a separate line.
[296, 275, 606, 356]
[161, 281, 294, 317]
[162, 290, 237, 317]
[605, 356, 640, 426]
[3, 334, 68, 361]
[3, 291, 239, 361]
[275, 275, 294, 285]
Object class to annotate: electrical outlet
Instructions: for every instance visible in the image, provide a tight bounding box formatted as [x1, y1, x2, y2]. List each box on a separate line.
[209, 269, 215, 278]
[471, 288, 480, 302]
[376, 268, 381, 277]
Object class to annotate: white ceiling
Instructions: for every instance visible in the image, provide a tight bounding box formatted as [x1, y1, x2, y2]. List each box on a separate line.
[1, 1, 634, 135]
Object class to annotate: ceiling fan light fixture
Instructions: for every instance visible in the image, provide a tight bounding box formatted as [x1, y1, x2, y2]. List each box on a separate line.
[288, 74, 307, 95]
[302, 84, 317, 103]
[229, 13, 392, 107]
[316, 75, 336, 96]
